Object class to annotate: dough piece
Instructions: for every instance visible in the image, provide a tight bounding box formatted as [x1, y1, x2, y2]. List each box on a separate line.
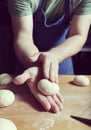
[0, 118, 17, 130]
[38, 79, 60, 96]
[73, 75, 90, 86]
[0, 73, 13, 85]
[0, 89, 15, 107]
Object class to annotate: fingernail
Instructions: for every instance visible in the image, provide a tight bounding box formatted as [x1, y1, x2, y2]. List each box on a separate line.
[45, 74, 49, 79]
[61, 97, 64, 102]
[60, 105, 63, 111]
[50, 79, 54, 83]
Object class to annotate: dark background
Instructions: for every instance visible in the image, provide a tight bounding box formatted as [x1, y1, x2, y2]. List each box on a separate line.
[0, 0, 91, 74]
[0, 0, 16, 74]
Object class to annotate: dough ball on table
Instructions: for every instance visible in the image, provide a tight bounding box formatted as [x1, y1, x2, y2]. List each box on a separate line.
[0, 118, 17, 130]
[0, 73, 13, 85]
[38, 79, 60, 96]
[0, 89, 15, 107]
[73, 75, 90, 86]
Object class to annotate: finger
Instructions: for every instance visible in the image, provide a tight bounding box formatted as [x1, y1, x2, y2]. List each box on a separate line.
[49, 62, 58, 83]
[47, 96, 60, 113]
[35, 93, 51, 111]
[13, 72, 30, 85]
[38, 52, 45, 63]
[56, 93, 64, 103]
[52, 95, 63, 110]
[28, 53, 39, 62]
[43, 57, 50, 79]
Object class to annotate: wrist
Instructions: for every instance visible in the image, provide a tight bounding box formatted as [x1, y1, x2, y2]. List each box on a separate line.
[50, 48, 63, 63]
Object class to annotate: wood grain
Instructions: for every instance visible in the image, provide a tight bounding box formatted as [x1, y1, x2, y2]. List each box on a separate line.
[0, 75, 91, 130]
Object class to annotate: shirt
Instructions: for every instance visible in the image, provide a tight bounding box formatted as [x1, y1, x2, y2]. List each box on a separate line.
[7, 0, 91, 22]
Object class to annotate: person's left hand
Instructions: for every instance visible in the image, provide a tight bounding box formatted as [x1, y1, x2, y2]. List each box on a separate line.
[13, 66, 63, 113]
[28, 51, 59, 83]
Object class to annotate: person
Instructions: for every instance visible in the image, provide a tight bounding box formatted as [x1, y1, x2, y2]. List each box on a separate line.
[7, 0, 91, 113]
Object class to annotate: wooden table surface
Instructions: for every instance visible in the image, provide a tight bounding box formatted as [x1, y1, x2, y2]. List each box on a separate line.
[0, 75, 91, 130]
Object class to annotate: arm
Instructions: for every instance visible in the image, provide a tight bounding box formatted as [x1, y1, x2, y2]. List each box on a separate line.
[11, 15, 63, 113]
[29, 14, 91, 82]
[13, 65, 63, 113]
[50, 14, 91, 62]
[11, 14, 39, 68]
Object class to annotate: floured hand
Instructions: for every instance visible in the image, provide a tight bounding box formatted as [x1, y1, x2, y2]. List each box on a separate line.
[13, 66, 63, 113]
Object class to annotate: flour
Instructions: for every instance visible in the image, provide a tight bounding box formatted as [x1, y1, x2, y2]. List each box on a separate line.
[32, 118, 55, 130]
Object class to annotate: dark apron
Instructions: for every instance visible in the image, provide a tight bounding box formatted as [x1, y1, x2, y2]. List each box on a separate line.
[33, 0, 74, 74]
[16, 0, 74, 75]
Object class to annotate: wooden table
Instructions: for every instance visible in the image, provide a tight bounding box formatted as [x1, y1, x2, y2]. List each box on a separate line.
[0, 75, 91, 130]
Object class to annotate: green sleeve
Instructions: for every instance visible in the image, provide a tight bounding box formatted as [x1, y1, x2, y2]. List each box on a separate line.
[7, 0, 33, 16]
[74, 0, 91, 15]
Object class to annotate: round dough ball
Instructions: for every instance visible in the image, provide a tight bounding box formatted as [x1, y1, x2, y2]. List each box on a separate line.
[0, 73, 13, 85]
[0, 89, 15, 107]
[38, 79, 60, 96]
[0, 118, 17, 130]
[73, 75, 90, 86]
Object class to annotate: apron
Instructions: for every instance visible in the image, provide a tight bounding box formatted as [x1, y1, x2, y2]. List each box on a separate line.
[33, 0, 74, 74]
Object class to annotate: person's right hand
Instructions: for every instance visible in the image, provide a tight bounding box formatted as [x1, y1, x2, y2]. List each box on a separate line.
[28, 51, 59, 83]
[13, 66, 64, 113]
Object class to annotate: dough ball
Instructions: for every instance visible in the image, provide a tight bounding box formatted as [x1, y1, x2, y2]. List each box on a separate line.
[38, 79, 60, 96]
[73, 75, 90, 86]
[0, 118, 17, 130]
[0, 73, 13, 85]
[0, 89, 15, 107]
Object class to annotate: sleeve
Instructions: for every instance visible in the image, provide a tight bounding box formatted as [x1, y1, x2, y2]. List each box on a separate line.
[74, 0, 91, 15]
[7, 0, 32, 16]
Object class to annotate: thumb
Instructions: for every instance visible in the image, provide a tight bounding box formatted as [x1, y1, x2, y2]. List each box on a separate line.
[28, 53, 40, 62]
[13, 71, 30, 85]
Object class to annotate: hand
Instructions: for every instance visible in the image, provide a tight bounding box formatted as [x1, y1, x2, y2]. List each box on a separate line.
[13, 66, 63, 113]
[28, 51, 59, 83]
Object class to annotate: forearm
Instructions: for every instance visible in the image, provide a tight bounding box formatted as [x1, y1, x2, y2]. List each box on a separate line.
[14, 36, 39, 68]
[50, 14, 91, 63]
[11, 15, 39, 68]
[50, 34, 87, 63]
